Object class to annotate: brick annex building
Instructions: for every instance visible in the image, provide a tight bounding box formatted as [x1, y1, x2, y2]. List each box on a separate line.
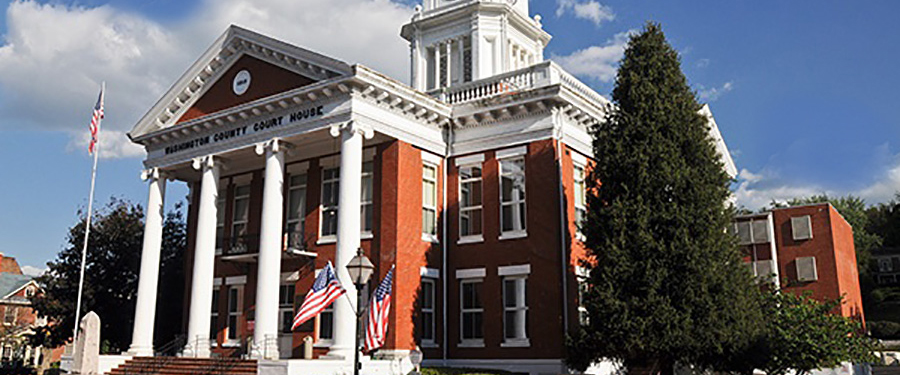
[122, 1, 736, 374]
[733, 204, 865, 320]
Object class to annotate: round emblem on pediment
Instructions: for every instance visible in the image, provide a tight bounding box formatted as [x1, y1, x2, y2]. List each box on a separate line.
[233, 70, 251, 96]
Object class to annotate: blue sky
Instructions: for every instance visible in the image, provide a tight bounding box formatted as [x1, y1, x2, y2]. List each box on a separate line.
[0, 0, 898, 272]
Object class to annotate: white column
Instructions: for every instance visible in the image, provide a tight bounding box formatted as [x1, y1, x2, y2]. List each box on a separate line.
[184, 156, 220, 358]
[253, 139, 286, 359]
[326, 121, 374, 360]
[457, 36, 465, 83]
[445, 40, 453, 87]
[128, 168, 167, 356]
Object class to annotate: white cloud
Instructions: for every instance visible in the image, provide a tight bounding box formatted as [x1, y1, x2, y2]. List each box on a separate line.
[556, 0, 615, 27]
[734, 157, 900, 211]
[0, 0, 414, 159]
[552, 30, 634, 83]
[21, 265, 46, 277]
[697, 81, 734, 102]
[696, 58, 710, 68]
[733, 169, 830, 211]
[859, 157, 900, 203]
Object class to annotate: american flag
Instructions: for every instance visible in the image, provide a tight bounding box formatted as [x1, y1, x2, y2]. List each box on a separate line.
[292, 261, 346, 330]
[365, 265, 394, 352]
[88, 86, 104, 154]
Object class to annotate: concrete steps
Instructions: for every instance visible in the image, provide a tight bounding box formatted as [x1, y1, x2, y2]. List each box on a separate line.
[107, 356, 257, 375]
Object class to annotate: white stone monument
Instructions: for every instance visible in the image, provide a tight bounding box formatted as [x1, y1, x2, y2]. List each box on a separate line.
[72, 311, 100, 375]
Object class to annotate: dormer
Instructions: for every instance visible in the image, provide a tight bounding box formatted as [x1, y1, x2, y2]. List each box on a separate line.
[401, 0, 551, 92]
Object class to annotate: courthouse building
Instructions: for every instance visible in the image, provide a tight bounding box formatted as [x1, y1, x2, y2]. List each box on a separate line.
[124, 0, 736, 373]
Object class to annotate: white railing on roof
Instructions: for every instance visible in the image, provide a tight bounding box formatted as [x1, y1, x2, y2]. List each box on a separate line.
[441, 61, 609, 107]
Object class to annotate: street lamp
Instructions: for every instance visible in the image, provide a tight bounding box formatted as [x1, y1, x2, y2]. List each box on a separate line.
[346, 248, 375, 375]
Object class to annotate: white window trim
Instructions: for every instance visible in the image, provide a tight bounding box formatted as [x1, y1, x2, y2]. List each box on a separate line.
[456, 268, 486, 279]
[420, 278, 437, 347]
[319, 165, 340, 242]
[495, 145, 527, 159]
[422, 162, 439, 242]
[215, 187, 226, 255]
[286, 172, 308, 236]
[459, 278, 484, 347]
[573, 162, 587, 242]
[501, 276, 529, 347]
[224, 285, 243, 346]
[458, 162, 484, 244]
[278, 282, 295, 335]
[361, 161, 375, 235]
[210, 287, 220, 343]
[498, 156, 527, 239]
[421, 267, 440, 279]
[3, 307, 16, 326]
[231, 183, 251, 240]
[455, 153, 484, 167]
[498, 264, 530, 276]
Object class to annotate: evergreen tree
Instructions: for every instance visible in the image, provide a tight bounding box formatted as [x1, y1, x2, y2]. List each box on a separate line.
[566, 23, 762, 374]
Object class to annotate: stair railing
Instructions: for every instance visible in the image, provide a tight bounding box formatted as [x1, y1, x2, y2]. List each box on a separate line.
[122, 334, 187, 375]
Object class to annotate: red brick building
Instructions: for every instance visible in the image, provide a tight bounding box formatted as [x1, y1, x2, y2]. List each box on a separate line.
[123, 1, 737, 374]
[0, 254, 61, 367]
[733, 203, 864, 320]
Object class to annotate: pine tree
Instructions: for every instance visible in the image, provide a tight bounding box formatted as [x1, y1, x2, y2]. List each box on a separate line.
[565, 23, 762, 374]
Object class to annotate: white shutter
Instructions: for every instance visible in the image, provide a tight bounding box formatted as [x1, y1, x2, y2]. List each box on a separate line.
[755, 260, 777, 284]
[791, 216, 813, 241]
[751, 220, 769, 243]
[736, 221, 752, 245]
[796, 256, 818, 282]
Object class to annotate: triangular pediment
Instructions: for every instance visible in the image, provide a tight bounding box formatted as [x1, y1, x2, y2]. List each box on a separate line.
[176, 55, 316, 123]
[130, 25, 352, 140]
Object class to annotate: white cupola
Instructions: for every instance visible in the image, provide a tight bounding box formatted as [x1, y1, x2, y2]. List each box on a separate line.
[401, 0, 552, 92]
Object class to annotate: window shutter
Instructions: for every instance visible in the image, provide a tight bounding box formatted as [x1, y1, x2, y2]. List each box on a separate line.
[796, 256, 818, 282]
[791, 216, 813, 241]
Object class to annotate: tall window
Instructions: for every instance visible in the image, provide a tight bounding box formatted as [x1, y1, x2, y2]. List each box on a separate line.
[460, 280, 483, 344]
[574, 164, 586, 236]
[232, 184, 250, 238]
[459, 165, 483, 239]
[278, 284, 296, 334]
[420, 278, 436, 344]
[422, 164, 438, 238]
[361, 161, 374, 233]
[319, 305, 334, 341]
[320, 167, 340, 237]
[503, 277, 528, 344]
[576, 267, 590, 326]
[500, 157, 526, 235]
[210, 288, 219, 341]
[3, 307, 15, 325]
[215, 188, 226, 250]
[227, 286, 242, 341]
[286, 174, 307, 248]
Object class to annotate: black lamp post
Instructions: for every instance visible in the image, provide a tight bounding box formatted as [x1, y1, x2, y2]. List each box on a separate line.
[346, 248, 375, 375]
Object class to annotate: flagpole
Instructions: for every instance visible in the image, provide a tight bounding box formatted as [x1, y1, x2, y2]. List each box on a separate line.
[73, 82, 104, 344]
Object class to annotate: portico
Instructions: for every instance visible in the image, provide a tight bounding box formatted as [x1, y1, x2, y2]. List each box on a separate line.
[126, 25, 449, 361]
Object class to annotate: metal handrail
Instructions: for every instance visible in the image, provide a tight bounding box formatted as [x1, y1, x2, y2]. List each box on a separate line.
[122, 335, 186, 375]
